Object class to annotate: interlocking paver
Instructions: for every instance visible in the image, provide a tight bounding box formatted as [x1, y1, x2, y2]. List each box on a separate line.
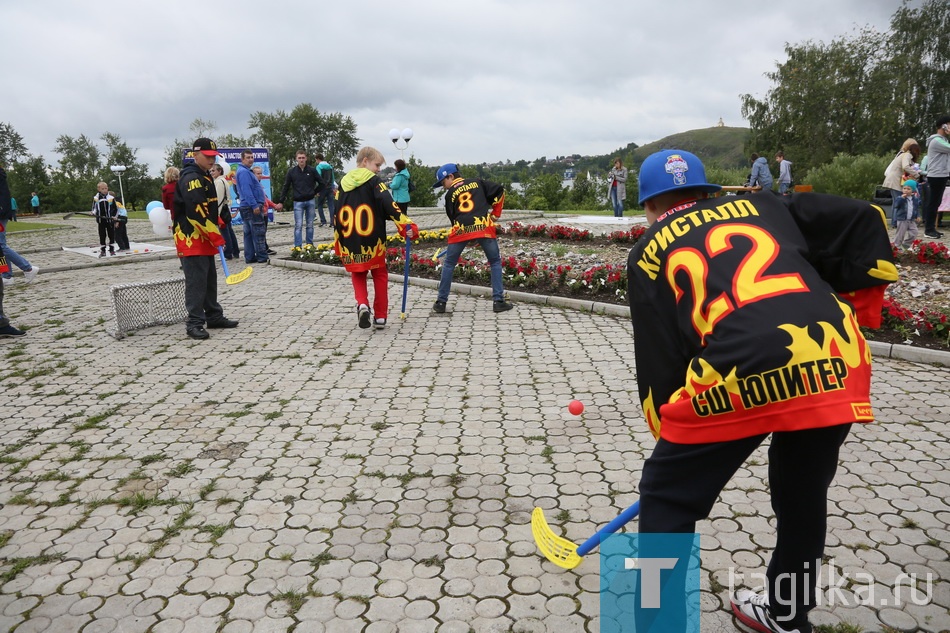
[0, 212, 948, 631]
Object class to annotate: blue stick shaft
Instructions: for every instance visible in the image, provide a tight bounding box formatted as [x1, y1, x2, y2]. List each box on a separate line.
[401, 236, 411, 313]
[217, 246, 231, 278]
[575, 500, 640, 557]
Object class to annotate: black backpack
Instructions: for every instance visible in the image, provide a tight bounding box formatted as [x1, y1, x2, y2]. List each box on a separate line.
[407, 173, 416, 194]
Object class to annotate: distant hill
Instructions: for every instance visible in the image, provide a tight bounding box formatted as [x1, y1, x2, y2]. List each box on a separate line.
[630, 126, 750, 170]
[478, 125, 750, 182]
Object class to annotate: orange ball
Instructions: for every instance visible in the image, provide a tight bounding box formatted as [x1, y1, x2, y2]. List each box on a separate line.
[568, 400, 584, 415]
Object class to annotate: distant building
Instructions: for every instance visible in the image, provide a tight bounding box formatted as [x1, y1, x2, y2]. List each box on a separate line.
[563, 168, 576, 180]
[717, 117, 725, 127]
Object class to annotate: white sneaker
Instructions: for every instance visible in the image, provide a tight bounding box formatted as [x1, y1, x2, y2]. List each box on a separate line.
[357, 304, 371, 329]
[1, 277, 13, 286]
[24, 266, 39, 283]
[373, 318, 387, 330]
[730, 589, 811, 633]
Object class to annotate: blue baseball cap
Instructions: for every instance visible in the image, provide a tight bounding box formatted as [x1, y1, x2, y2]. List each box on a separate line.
[432, 163, 459, 188]
[638, 149, 721, 204]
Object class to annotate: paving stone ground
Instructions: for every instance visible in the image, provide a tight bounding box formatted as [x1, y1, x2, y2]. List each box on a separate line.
[1, 213, 948, 633]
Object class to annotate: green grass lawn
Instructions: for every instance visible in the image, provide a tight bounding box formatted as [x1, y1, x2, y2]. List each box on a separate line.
[5, 211, 149, 231]
[3, 221, 54, 232]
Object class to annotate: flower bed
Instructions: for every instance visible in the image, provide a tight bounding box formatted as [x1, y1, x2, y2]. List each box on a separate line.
[287, 225, 950, 350]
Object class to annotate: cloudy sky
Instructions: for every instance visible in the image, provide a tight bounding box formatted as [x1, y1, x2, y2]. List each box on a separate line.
[2, 0, 903, 175]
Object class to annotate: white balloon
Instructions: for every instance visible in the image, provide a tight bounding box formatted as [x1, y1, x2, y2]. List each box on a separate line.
[149, 208, 172, 237]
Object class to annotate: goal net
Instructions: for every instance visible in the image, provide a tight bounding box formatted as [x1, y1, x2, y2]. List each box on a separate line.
[109, 277, 186, 339]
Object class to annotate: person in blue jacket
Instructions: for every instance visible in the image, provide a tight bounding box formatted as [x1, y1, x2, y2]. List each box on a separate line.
[235, 150, 268, 263]
[748, 153, 774, 191]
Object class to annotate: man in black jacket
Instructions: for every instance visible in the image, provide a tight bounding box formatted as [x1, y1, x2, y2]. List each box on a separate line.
[280, 150, 322, 248]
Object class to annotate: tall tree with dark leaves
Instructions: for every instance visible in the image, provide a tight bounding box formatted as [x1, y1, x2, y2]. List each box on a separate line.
[0, 122, 28, 166]
[248, 103, 359, 195]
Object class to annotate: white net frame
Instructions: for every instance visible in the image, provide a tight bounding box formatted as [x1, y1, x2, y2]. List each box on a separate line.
[109, 277, 186, 339]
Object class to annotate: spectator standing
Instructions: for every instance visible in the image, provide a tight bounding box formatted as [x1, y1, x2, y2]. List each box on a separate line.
[775, 151, 793, 194]
[922, 115, 950, 239]
[92, 182, 119, 257]
[431, 163, 514, 314]
[114, 199, 130, 251]
[0, 164, 39, 285]
[606, 158, 627, 217]
[893, 180, 921, 251]
[235, 150, 268, 263]
[9, 197, 16, 222]
[280, 150, 321, 248]
[390, 159, 411, 213]
[333, 147, 418, 330]
[315, 153, 336, 228]
[627, 149, 897, 633]
[882, 138, 921, 227]
[172, 138, 238, 340]
[212, 164, 239, 260]
[30, 192, 39, 216]
[161, 168, 180, 217]
[252, 166, 279, 255]
[748, 153, 774, 191]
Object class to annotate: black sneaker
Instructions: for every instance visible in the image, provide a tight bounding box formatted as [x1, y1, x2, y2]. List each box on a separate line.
[925, 231, 942, 239]
[358, 304, 371, 329]
[493, 301, 514, 313]
[374, 318, 387, 330]
[433, 301, 446, 314]
[206, 318, 239, 329]
[266, 249, 277, 255]
[0, 324, 26, 338]
[187, 327, 210, 340]
[731, 589, 811, 633]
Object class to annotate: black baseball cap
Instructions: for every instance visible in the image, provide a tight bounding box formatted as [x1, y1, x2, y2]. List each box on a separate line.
[193, 138, 219, 157]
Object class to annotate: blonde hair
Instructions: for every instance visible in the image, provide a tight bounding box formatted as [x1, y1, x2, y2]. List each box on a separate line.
[164, 167, 180, 183]
[900, 138, 918, 151]
[356, 146, 385, 166]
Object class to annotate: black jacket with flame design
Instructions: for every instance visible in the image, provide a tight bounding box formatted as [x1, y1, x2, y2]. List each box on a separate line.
[627, 192, 898, 444]
[333, 169, 411, 272]
[444, 178, 505, 243]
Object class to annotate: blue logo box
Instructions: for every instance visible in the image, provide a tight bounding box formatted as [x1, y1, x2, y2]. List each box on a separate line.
[600, 533, 701, 632]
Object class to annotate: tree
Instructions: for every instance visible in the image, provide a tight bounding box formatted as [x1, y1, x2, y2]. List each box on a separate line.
[567, 171, 604, 210]
[741, 0, 950, 178]
[8, 156, 51, 209]
[53, 134, 101, 181]
[406, 155, 437, 208]
[522, 173, 566, 211]
[880, 0, 950, 142]
[49, 134, 102, 212]
[248, 103, 359, 199]
[100, 132, 153, 211]
[0, 122, 28, 165]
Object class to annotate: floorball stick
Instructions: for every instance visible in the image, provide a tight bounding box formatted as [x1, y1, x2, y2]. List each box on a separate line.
[531, 500, 640, 569]
[400, 235, 411, 319]
[218, 246, 253, 285]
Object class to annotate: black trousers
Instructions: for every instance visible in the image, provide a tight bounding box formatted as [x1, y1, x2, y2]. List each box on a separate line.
[114, 220, 130, 250]
[97, 219, 115, 246]
[181, 255, 223, 329]
[639, 423, 851, 628]
[923, 176, 947, 233]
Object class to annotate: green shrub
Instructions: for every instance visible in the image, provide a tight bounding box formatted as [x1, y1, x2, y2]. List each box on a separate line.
[705, 166, 751, 187]
[802, 153, 889, 200]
